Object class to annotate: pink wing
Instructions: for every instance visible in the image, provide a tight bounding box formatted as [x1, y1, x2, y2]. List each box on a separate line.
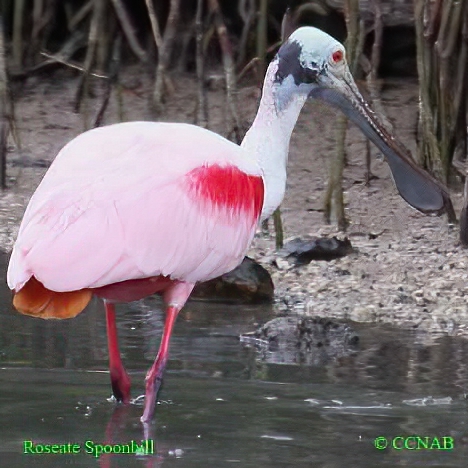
[7, 122, 264, 293]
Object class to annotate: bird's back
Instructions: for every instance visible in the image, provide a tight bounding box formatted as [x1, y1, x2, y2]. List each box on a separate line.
[27, 122, 258, 200]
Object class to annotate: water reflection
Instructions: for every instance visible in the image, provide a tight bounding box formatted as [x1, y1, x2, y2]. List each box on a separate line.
[0, 249, 467, 467]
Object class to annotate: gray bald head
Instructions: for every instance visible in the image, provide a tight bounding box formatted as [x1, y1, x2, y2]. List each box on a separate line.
[270, 26, 451, 216]
[275, 27, 345, 86]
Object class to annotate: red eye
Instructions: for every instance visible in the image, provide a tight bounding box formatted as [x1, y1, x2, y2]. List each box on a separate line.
[332, 50, 343, 63]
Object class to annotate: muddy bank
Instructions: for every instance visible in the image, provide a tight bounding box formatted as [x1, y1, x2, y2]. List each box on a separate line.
[1, 68, 466, 336]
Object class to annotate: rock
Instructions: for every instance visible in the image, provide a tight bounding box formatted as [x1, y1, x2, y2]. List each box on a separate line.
[240, 316, 359, 366]
[279, 236, 354, 265]
[191, 257, 274, 304]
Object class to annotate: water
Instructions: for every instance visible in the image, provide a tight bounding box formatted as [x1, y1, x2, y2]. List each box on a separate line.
[0, 251, 467, 467]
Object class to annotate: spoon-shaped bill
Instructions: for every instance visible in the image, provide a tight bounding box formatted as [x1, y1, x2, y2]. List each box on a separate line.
[309, 75, 451, 216]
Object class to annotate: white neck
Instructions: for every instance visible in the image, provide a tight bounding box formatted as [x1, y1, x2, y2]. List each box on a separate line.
[241, 61, 308, 220]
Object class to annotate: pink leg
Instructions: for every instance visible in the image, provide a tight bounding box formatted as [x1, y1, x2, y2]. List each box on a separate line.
[105, 301, 131, 403]
[141, 305, 179, 422]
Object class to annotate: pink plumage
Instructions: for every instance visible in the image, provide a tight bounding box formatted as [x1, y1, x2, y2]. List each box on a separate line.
[8, 121, 264, 422]
[8, 122, 264, 293]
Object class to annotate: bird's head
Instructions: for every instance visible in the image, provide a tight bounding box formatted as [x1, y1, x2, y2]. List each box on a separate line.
[274, 26, 348, 106]
[272, 26, 451, 216]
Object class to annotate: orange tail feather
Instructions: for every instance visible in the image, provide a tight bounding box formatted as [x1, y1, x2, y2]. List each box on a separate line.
[12, 276, 92, 319]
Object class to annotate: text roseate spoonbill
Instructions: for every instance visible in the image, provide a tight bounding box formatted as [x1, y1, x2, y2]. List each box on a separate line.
[7, 27, 450, 423]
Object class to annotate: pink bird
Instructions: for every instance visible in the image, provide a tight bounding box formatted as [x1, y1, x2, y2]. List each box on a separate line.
[7, 27, 449, 423]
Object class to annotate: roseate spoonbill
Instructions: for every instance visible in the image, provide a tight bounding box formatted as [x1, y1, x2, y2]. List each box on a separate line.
[7, 27, 449, 423]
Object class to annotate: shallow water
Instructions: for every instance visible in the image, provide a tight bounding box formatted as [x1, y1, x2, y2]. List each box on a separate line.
[0, 252, 467, 467]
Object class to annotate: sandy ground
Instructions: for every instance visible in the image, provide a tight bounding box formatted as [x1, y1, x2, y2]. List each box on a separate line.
[1, 66, 467, 336]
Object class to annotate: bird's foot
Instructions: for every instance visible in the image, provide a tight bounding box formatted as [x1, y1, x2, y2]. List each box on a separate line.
[140, 367, 165, 423]
[110, 367, 131, 404]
